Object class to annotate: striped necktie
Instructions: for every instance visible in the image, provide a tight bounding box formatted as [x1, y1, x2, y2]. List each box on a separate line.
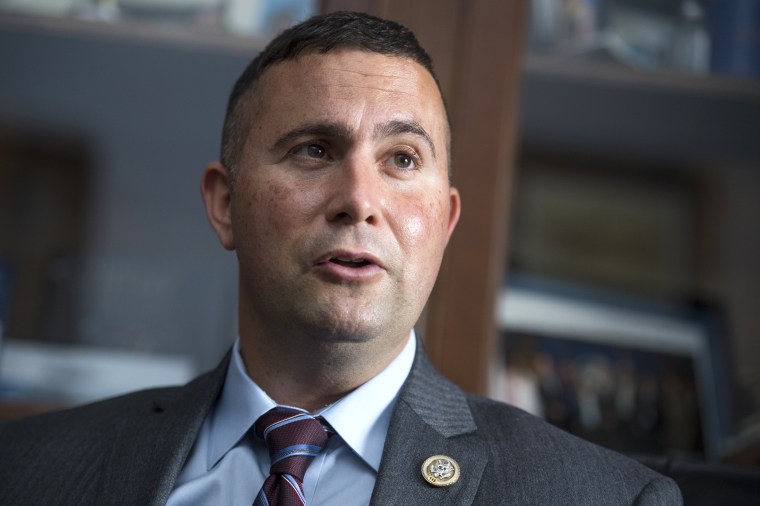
[254, 407, 329, 506]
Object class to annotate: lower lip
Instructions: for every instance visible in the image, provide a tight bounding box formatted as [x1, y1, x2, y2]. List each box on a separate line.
[313, 261, 385, 281]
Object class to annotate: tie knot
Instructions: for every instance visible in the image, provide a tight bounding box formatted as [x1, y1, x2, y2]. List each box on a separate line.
[254, 407, 329, 481]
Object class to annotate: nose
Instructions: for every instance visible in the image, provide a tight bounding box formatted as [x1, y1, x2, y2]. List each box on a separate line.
[325, 155, 381, 225]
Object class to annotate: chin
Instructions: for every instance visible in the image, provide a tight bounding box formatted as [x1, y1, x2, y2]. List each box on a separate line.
[297, 298, 414, 345]
[306, 322, 378, 344]
[297, 300, 367, 336]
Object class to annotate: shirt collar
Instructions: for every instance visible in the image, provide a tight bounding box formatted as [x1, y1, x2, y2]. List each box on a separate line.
[206, 339, 276, 470]
[316, 333, 415, 471]
[207, 333, 416, 472]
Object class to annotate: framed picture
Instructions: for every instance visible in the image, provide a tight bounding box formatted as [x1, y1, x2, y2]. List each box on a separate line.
[491, 275, 730, 460]
[509, 151, 697, 300]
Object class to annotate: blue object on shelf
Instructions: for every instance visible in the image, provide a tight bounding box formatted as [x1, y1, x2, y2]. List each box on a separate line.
[706, 0, 760, 78]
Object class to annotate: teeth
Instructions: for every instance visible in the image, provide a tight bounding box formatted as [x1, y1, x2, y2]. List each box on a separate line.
[330, 257, 371, 267]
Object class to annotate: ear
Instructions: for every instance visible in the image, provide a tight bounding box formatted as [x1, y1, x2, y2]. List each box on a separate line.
[445, 186, 461, 242]
[201, 161, 235, 250]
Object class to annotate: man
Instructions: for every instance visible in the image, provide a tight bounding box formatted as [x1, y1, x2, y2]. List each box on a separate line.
[0, 11, 681, 505]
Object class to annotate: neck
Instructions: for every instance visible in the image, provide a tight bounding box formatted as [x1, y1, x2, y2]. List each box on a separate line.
[238, 323, 409, 412]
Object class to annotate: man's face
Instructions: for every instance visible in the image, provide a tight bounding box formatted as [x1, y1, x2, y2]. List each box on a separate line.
[213, 49, 459, 348]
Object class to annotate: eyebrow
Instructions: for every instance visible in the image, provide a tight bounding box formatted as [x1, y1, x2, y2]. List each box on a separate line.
[374, 119, 436, 159]
[273, 123, 353, 152]
[272, 119, 437, 159]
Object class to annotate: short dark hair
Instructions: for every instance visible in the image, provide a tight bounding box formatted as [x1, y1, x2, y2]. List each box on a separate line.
[220, 10, 444, 182]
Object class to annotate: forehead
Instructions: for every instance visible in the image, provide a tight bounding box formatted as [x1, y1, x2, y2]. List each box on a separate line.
[250, 50, 449, 145]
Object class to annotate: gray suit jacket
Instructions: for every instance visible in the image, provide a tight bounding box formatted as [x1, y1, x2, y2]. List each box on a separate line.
[0, 342, 681, 505]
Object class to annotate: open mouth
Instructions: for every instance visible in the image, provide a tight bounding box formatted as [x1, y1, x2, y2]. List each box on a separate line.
[330, 257, 372, 268]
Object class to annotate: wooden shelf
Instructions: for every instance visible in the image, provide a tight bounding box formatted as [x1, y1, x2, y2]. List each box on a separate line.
[0, 10, 266, 54]
[525, 53, 760, 103]
[519, 53, 760, 168]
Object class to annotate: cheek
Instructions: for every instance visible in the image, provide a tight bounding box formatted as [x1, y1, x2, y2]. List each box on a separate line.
[398, 196, 449, 251]
[238, 178, 310, 236]
[402, 212, 425, 239]
[259, 180, 290, 232]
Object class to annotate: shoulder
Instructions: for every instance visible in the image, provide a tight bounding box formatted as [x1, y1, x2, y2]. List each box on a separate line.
[464, 393, 649, 472]
[462, 393, 682, 505]
[0, 351, 228, 444]
[0, 386, 180, 504]
[404, 344, 680, 503]
[0, 360, 226, 505]
[1, 384, 174, 426]
[0, 355, 226, 447]
[0, 384, 179, 456]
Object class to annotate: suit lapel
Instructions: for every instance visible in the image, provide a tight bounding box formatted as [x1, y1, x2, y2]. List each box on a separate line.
[94, 353, 231, 506]
[370, 340, 488, 505]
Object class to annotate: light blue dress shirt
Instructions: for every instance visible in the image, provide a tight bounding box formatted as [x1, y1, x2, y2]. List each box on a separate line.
[167, 333, 416, 505]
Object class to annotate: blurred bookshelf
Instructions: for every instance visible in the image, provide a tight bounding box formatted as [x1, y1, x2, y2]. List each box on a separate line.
[496, 0, 760, 466]
[0, 0, 317, 53]
[0, 8, 262, 54]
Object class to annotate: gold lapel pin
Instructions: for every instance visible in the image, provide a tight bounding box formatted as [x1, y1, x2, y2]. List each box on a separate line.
[421, 455, 460, 487]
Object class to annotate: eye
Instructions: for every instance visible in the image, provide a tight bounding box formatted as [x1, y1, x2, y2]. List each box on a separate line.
[291, 142, 327, 159]
[306, 144, 325, 158]
[391, 151, 418, 170]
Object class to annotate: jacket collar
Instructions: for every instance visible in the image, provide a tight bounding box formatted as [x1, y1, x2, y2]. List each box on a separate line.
[95, 352, 231, 506]
[370, 337, 489, 505]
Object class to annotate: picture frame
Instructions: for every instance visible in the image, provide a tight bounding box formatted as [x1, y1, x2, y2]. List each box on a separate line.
[491, 275, 731, 460]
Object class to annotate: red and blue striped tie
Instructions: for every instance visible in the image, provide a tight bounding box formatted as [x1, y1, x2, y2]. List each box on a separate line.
[254, 407, 329, 506]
